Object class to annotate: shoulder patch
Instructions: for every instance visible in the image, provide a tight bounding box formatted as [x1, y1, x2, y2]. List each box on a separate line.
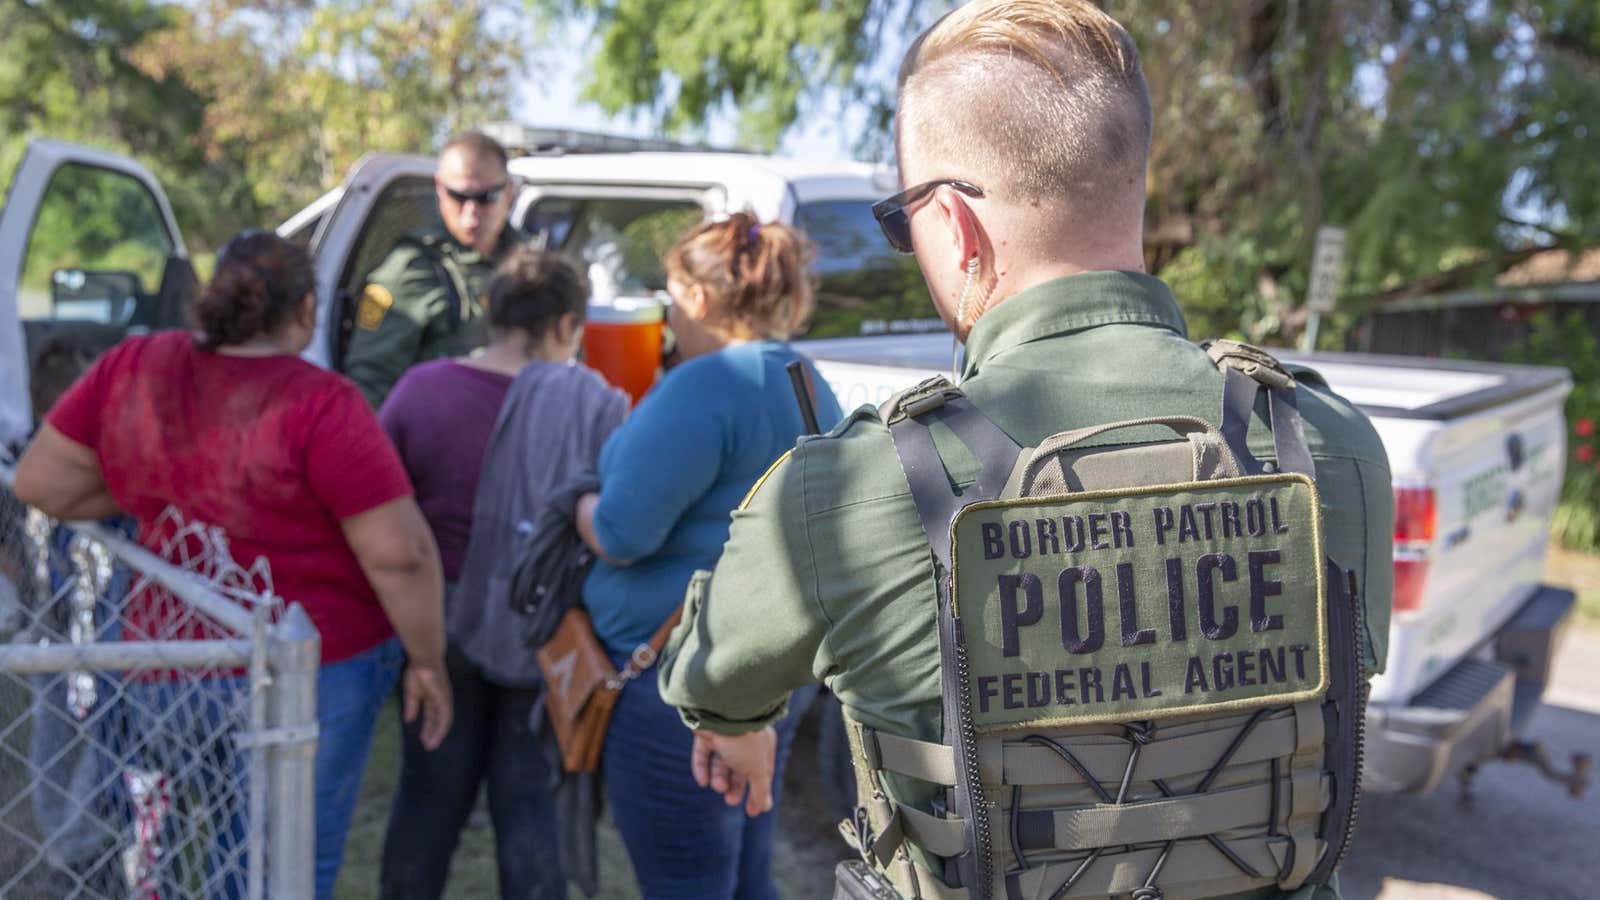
[356, 283, 394, 330]
[738, 449, 793, 511]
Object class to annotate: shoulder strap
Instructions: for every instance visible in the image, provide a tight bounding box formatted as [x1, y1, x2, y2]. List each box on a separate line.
[1207, 340, 1315, 478]
[616, 604, 683, 683]
[882, 377, 1023, 574]
[400, 234, 468, 332]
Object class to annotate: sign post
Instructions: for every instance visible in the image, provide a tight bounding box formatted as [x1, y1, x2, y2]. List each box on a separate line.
[1301, 226, 1347, 352]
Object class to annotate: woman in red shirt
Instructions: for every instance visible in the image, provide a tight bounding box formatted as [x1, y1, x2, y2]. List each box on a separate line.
[15, 230, 452, 900]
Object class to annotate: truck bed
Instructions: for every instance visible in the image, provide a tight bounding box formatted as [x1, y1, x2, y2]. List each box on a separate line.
[799, 338, 1573, 712]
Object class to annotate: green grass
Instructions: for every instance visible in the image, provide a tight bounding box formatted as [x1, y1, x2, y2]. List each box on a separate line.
[334, 700, 844, 899]
[1577, 586, 1600, 626]
[333, 701, 640, 900]
[1544, 546, 1600, 628]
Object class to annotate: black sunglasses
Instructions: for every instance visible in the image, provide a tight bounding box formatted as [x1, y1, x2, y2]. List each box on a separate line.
[442, 182, 509, 206]
[871, 179, 985, 254]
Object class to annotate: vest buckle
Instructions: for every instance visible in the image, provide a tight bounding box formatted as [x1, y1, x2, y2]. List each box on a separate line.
[1206, 339, 1295, 390]
[886, 376, 960, 424]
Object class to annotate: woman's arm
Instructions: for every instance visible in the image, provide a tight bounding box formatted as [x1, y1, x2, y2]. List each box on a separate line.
[339, 496, 452, 748]
[582, 379, 727, 565]
[575, 491, 628, 566]
[13, 425, 121, 520]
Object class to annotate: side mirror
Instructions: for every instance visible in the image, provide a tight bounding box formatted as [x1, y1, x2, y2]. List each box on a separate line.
[49, 268, 142, 324]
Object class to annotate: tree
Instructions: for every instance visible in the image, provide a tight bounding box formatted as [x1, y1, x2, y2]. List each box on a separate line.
[2, 0, 529, 247]
[555, 0, 1600, 343]
[535, 0, 930, 150]
[0, 0, 263, 245]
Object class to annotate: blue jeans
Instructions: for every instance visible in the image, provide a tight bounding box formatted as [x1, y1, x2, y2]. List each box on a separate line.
[316, 636, 404, 899]
[602, 663, 817, 900]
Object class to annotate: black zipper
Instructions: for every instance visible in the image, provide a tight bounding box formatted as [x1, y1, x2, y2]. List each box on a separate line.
[1307, 563, 1368, 885]
[941, 602, 994, 898]
[1330, 568, 1368, 874]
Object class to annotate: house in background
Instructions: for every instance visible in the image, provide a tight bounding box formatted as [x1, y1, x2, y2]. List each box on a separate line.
[1355, 247, 1600, 358]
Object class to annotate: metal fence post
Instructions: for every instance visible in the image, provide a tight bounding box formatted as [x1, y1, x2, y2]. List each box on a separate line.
[266, 603, 319, 900]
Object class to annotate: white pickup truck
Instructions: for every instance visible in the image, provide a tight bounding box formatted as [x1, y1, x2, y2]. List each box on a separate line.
[0, 135, 1584, 804]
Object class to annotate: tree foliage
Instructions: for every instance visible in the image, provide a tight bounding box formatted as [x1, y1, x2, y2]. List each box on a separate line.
[1, 0, 526, 247]
[564, 0, 1600, 343]
[534, 0, 910, 149]
[3, 0, 1596, 344]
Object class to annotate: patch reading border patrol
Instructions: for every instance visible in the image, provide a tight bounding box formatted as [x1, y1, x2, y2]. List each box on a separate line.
[356, 283, 394, 330]
[949, 473, 1328, 731]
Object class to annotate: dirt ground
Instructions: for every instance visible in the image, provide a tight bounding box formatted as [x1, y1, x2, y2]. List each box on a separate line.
[336, 553, 1600, 898]
[1337, 626, 1598, 900]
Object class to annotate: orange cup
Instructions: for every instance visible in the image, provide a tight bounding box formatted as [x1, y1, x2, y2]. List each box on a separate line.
[583, 298, 666, 405]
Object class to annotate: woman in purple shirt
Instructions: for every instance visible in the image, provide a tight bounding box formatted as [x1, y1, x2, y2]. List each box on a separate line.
[377, 248, 614, 900]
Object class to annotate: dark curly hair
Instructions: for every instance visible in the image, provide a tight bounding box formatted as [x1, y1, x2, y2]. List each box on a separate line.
[191, 230, 314, 351]
[487, 246, 590, 339]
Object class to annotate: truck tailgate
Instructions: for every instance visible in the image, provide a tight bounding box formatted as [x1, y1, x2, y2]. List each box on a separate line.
[1278, 353, 1572, 705]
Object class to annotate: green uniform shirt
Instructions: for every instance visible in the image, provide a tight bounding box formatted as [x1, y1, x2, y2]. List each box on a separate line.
[343, 228, 520, 408]
[658, 271, 1389, 898]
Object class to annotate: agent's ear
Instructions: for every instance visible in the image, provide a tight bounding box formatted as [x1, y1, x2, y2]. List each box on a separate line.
[299, 291, 317, 329]
[933, 187, 983, 275]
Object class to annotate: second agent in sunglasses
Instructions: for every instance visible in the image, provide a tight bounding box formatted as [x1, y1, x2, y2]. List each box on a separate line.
[342, 130, 526, 409]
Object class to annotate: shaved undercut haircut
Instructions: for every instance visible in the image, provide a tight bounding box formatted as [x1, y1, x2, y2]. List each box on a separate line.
[898, 0, 1151, 216]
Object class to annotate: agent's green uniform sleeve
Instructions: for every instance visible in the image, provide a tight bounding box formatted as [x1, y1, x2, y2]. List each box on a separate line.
[344, 245, 453, 409]
[658, 447, 830, 734]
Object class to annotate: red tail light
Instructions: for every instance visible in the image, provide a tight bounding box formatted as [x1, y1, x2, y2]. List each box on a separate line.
[1394, 486, 1437, 542]
[1392, 485, 1435, 614]
[1393, 555, 1430, 613]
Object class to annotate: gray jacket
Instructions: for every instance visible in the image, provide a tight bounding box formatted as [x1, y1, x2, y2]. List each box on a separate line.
[451, 361, 628, 685]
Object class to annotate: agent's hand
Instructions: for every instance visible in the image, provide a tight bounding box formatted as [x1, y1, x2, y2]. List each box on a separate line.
[691, 728, 777, 817]
[403, 661, 453, 750]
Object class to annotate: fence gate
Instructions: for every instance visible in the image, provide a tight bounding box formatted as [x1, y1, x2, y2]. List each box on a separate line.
[1, 473, 319, 900]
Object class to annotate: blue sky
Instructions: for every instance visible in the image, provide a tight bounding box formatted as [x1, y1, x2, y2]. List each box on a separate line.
[509, 17, 894, 164]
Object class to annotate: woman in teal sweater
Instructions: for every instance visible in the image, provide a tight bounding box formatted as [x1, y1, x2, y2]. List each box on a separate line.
[577, 213, 841, 900]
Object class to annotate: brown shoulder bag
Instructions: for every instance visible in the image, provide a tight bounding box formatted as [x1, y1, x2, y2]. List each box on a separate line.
[535, 604, 684, 773]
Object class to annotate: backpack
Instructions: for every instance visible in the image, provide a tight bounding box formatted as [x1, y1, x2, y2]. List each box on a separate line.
[839, 341, 1365, 900]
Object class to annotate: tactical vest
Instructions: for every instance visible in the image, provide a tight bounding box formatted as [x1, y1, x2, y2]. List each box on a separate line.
[839, 341, 1366, 900]
[408, 233, 477, 335]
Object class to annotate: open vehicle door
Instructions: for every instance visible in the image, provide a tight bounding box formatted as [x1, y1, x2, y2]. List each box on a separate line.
[302, 151, 719, 370]
[0, 139, 194, 459]
[301, 153, 434, 370]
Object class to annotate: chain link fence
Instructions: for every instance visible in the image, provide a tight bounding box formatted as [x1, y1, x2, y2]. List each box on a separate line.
[0, 471, 318, 900]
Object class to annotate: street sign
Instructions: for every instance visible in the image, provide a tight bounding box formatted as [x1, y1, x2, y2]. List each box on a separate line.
[1306, 226, 1347, 315]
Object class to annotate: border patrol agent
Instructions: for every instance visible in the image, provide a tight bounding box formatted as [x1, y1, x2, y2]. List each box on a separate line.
[344, 131, 523, 408]
[658, 3, 1393, 899]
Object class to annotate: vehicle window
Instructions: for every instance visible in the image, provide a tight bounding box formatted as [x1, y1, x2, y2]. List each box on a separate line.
[522, 197, 702, 300]
[338, 175, 443, 293]
[18, 163, 173, 325]
[793, 200, 938, 339]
